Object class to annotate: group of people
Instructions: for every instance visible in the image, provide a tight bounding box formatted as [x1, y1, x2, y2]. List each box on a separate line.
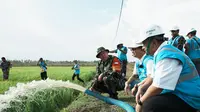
[90, 25, 200, 112]
[1, 25, 200, 111]
[37, 58, 85, 83]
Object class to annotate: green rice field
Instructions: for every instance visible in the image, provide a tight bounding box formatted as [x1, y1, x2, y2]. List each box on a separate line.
[0, 66, 96, 112]
[0, 66, 95, 94]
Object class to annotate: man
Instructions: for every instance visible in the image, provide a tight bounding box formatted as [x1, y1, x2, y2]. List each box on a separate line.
[185, 28, 200, 74]
[168, 26, 186, 51]
[71, 60, 84, 83]
[135, 25, 200, 112]
[90, 47, 125, 99]
[37, 58, 48, 80]
[109, 43, 128, 77]
[124, 42, 153, 95]
[0, 57, 12, 80]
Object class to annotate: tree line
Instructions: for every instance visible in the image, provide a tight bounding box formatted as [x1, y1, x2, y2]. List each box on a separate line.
[8, 60, 98, 67]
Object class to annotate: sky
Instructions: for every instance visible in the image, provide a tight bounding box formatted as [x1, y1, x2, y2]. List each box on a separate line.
[0, 0, 200, 61]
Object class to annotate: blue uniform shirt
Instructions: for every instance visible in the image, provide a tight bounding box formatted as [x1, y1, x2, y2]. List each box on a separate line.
[74, 64, 80, 74]
[116, 46, 127, 61]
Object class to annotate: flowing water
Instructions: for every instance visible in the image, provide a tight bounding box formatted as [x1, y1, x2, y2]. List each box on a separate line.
[0, 79, 86, 112]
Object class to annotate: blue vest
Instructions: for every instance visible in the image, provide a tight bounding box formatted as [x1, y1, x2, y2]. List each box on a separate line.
[186, 36, 200, 60]
[74, 64, 80, 74]
[136, 55, 153, 81]
[39, 61, 47, 71]
[154, 44, 200, 110]
[117, 46, 127, 61]
[168, 36, 184, 51]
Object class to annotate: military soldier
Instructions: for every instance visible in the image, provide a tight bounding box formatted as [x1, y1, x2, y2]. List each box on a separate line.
[37, 58, 48, 80]
[0, 57, 12, 80]
[90, 47, 125, 99]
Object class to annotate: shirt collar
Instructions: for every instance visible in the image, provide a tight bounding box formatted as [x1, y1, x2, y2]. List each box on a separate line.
[154, 41, 168, 56]
[139, 54, 146, 64]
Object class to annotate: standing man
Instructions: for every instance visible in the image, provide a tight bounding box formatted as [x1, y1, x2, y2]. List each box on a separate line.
[185, 28, 200, 74]
[37, 58, 48, 80]
[90, 47, 125, 99]
[110, 43, 128, 77]
[135, 25, 200, 112]
[71, 60, 84, 84]
[168, 26, 186, 51]
[124, 42, 153, 95]
[0, 57, 12, 80]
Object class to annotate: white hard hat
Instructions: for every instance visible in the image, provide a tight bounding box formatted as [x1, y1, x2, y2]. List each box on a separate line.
[187, 28, 196, 35]
[171, 26, 179, 31]
[128, 41, 143, 49]
[136, 25, 165, 44]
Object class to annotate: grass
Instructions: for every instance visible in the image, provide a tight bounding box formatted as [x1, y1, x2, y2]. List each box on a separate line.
[0, 66, 95, 94]
[5, 88, 80, 112]
[0, 65, 137, 112]
[62, 64, 136, 112]
[0, 66, 96, 112]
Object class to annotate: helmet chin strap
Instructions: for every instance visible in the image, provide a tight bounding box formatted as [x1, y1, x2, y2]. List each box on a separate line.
[146, 38, 153, 55]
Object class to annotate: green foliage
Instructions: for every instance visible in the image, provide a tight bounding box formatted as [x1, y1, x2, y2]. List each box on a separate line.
[4, 88, 80, 112]
[8, 60, 98, 67]
[0, 66, 95, 94]
[0, 66, 96, 112]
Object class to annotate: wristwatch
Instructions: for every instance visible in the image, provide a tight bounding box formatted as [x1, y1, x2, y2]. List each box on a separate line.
[138, 99, 143, 106]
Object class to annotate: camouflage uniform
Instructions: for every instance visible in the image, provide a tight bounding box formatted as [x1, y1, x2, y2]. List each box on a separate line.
[91, 55, 125, 99]
[0, 61, 12, 80]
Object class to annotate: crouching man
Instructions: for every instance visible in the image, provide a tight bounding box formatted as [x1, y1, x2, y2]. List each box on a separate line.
[90, 47, 125, 99]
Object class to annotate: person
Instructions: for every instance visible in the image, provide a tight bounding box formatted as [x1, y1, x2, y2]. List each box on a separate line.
[184, 28, 200, 74]
[109, 43, 128, 77]
[90, 47, 125, 99]
[71, 60, 84, 83]
[37, 58, 48, 80]
[167, 26, 186, 51]
[0, 57, 12, 80]
[134, 25, 200, 112]
[124, 42, 153, 95]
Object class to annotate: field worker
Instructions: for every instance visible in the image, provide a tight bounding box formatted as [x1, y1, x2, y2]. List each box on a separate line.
[37, 58, 48, 80]
[71, 60, 84, 84]
[168, 26, 186, 51]
[184, 28, 200, 74]
[0, 57, 12, 80]
[90, 47, 125, 99]
[124, 41, 153, 95]
[134, 25, 200, 112]
[109, 43, 128, 77]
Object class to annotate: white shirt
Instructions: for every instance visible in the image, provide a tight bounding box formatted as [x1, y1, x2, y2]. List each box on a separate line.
[133, 55, 153, 76]
[152, 42, 183, 90]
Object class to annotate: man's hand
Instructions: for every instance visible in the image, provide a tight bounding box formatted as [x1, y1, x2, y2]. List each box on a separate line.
[98, 73, 103, 81]
[135, 104, 142, 112]
[124, 82, 130, 94]
[89, 87, 94, 91]
[135, 87, 145, 103]
[131, 84, 138, 96]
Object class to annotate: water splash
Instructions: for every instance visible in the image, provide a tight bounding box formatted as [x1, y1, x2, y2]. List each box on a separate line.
[0, 79, 86, 111]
